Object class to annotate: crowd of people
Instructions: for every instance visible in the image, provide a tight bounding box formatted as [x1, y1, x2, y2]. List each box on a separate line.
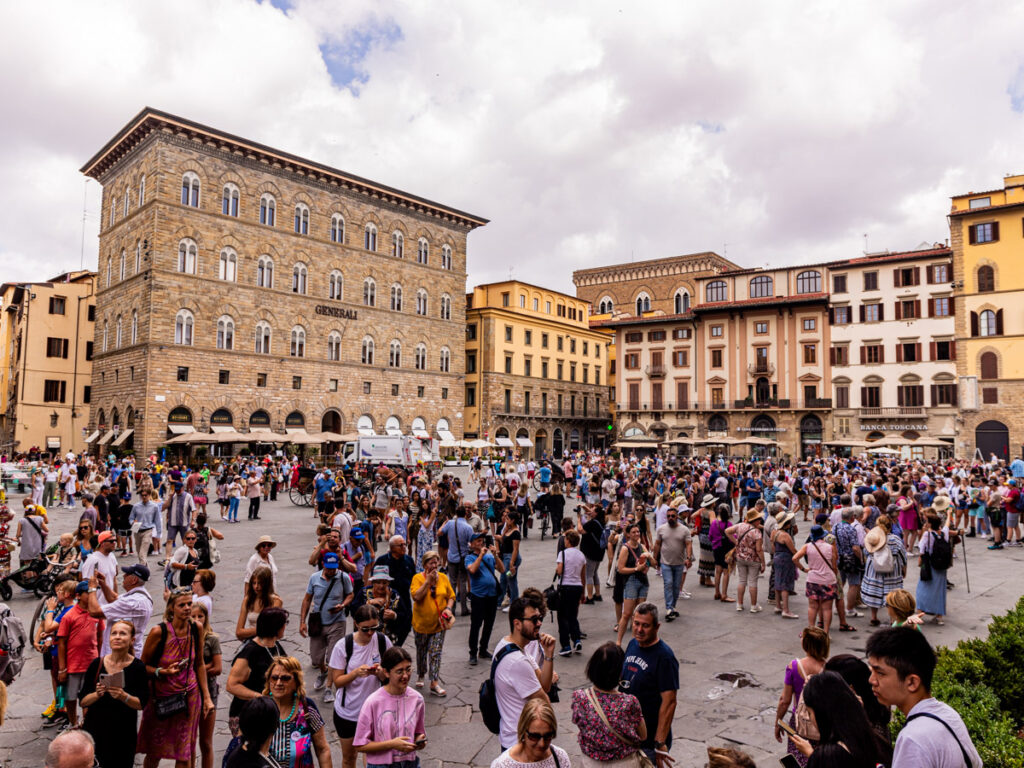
[2, 444, 1005, 768]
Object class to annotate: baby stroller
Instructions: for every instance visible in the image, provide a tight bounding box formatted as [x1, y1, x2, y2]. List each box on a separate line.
[0, 550, 57, 601]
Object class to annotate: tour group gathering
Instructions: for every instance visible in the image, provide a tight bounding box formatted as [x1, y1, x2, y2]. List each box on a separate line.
[4, 445, 1013, 768]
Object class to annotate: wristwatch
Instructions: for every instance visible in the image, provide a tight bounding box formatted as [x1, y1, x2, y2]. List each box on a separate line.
[87, 587, 97, 593]
[654, 741, 667, 749]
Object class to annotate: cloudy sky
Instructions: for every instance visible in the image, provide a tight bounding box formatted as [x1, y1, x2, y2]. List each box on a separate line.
[3, 1, 1024, 293]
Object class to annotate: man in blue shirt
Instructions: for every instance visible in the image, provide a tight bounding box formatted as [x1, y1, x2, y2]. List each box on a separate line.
[128, 488, 163, 567]
[464, 531, 504, 666]
[1010, 456, 1024, 478]
[439, 506, 475, 615]
[315, 470, 337, 520]
[538, 462, 553, 490]
[299, 551, 354, 699]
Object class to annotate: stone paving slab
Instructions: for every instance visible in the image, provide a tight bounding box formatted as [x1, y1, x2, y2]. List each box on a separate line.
[3, 469, 1023, 766]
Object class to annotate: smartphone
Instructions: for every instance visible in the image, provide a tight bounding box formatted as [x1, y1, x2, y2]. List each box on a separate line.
[414, 735, 427, 748]
[776, 719, 797, 738]
[779, 756, 800, 768]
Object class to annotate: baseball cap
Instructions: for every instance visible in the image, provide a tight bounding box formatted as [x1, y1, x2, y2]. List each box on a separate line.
[97, 531, 116, 544]
[471, 531, 488, 541]
[75, 581, 90, 594]
[350, 528, 365, 540]
[322, 552, 341, 568]
[121, 563, 151, 581]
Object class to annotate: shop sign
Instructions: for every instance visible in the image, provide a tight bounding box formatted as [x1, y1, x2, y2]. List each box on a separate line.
[315, 305, 358, 320]
[736, 427, 788, 432]
[860, 424, 928, 431]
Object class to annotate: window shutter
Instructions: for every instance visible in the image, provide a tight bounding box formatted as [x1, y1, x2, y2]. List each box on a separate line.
[893, 268, 902, 287]
[926, 265, 934, 283]
[860, 346, 866, 364]
[927, 298, 934, 317]
[929, 341, 936, 360]
[62, 339, 69, 358]
[948, 296, 955, 314]
[996, 309, 1004, 335]
[878, 304, 885, 321]
[969, 225, 977, 244]
[915, 343, 922, 361]
[829, 347, 836, 365]
[879, 345, 885, 363]
[913, 267, 920, 285]
[860, 387, 868, 406]
[953, 384, 959, 403]
[859, 305, 865, 322]
[894, 302, 902, 320]
[916, 385, 924, 405]
[897, 387, 905, 406]
[828, 307, 834, 324]
[993, 221, 1000, 241]
[914, 300, 921, 318]
[971, 311, 979, 337]
[930, 384, 937, 406]
[950, 340, 956, 359]
[896, 344, 903, 362]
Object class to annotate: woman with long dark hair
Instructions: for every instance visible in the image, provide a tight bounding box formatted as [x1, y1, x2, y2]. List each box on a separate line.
[823, 654, 891, 746]
[788, 671, 892, 768]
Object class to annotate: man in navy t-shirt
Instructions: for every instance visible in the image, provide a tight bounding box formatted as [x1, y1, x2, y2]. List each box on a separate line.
[464, 531, 504, 665]
[620, 602, 679, 768]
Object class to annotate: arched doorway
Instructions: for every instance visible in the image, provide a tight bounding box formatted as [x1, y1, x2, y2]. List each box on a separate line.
[707, 415, 728, 436]
[552, 428, 564, 457]
[321, 410, 342, 433]
[569, 429, 580, 451]
[800, 415, 823, 459]
[516, 428, 531, 459]
[534, 428, 548, 459]
[750, 414, 777, 458]
[976, 420, 1009, 461]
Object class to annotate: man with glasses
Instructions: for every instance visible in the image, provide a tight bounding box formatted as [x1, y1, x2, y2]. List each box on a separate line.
[492, 596, 557, 752]
[373, 535, 416, 646]
[83, 563, 152, 656]
[128, 488, 162, 566]
[620, 602, 678, 768]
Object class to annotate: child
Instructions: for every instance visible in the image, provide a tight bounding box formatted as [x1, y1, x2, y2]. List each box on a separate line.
[354, 646, 426, 766]
[884, 589, 923, 630]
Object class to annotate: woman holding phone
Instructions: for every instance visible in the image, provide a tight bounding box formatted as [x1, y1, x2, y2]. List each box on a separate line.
[353, 647, 426, 765]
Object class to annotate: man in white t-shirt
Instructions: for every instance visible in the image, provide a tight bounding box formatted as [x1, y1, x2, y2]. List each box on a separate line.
[492, 596, 557, 751]
[79, 531, 118, 606]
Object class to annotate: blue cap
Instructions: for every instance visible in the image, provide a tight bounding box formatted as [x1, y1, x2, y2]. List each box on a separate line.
[350, 528, 365, 540]
[75, 581, 90, 594]
[322, 552, 341, 568]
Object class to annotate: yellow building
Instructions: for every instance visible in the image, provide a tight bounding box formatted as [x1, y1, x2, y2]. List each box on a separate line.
[0, 271, 96, 457]
[951, 174, 1024, 460]
[464, 281, 611, 457]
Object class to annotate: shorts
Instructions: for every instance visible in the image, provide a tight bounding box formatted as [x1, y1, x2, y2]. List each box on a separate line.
[734, 559, 761, 587]
[623, 575, 649, 601]
[116, 528, 131, 539]
[1008, 512, 1021, 529]
[806, 582, 838, 601]
[969, 505, 985, 518]
[840, 569, 862, 587]
[65, 672, 87, 700]
[987, 508, 1005, 527]
[334, 711, 358, 739]
[712, 546, 729, 568]
[166, 524, 189, 545]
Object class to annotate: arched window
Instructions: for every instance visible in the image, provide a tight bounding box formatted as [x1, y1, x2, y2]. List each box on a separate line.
[357, 415, 374, 435]
[441, 245, 452, 270]
[750, 275, 773, 298]
[977, 265, 995, 292]
[708, 414, 728, 434]
[389, 340, 401, 367]
[392, 231, 404, 258]
[218, 248, 237, 281]
[102, 320, 108, 352]
[290, 326, 306, 357]
[390, 283, 403, 311]
[673, 290, 690, 314]
[980, 309, 998, 337]
[292, 262, 307, 294]
[294, 203, 309, 235]
[385, 416, 401, 436]
[415, 343, 427, 370]
[138, 175, 145, 208]
[174, 309, 194, 345]
[130, 310, 137, 344]
[177, 239, 197, 274]
[417, 238, 429, 265]
[216, 315, 234, 350]
[439, 346, 451, 372]
[181, 172, 200, 207]
[598, 297, 614, 314]
[440, 294, 451, 320]
[255, 321, 271, 354]
[259, 194, 276, 226]
[328, 270, 343, 300]
[635, 293, 651, 314]
[124, 189, 130, 217]
[257, 255, 274, 288]
[327, 331, 342, 361]
[361, 336, 374, 365]
[115, 315, 122, 348]
[705, 281, 727, 303]
[331, 214, 345, 243]
[135, 241, 142, 273]
[363, 278, 376, 307]
[119, 250, 126, 281]
[364, 223, 377, 251]
[980, 352, 998, 380]
[416, 289, 428, 316]
[796, 270, 822, 294]
[222, 184, 239, 217]
[106, 256, 112, 287]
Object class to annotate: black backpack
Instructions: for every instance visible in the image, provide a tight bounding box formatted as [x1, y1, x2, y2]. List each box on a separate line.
[929, 532, 953, 571]
[479, 643, 522, 734]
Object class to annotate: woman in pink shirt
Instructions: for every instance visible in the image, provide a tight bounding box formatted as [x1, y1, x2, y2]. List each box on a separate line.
[354, 647, 426, 767]
[792, 525, 838, 634]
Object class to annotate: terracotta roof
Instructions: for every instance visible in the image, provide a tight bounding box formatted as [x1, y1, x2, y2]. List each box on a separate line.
[591, 311, 695, 329]
[828, 247, 952, 268]
[692, 292, 829, 312]
[949, 199, 1024, 218]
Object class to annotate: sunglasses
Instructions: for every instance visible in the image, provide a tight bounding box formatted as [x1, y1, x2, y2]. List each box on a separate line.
[526, 731, 555, 742]
[269, 674, 294, 683]
[358, 624, 380, 633]
[522, 615, 544, 624]
[170, 587, 193, 598]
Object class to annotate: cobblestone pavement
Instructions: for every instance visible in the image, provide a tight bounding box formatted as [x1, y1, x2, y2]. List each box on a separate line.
[2, 468, 1022, 767]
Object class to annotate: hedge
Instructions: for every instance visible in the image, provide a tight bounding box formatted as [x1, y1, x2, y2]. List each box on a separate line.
[891, 596, 1024, 767]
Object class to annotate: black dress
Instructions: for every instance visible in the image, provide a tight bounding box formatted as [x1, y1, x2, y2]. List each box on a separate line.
[79, 656, 150, 768]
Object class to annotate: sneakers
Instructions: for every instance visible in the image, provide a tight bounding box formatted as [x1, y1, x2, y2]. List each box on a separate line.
[501, 606, 510, 613]
[846, 609, 863, 618]
[574, 641, 583, 654]
[593, 595, 603, 602]
[736, 604, 744, 612]
[558, 647, 573, 657]
[679, 590, 692, 600]
[42, 700, 57, 719]
[469, 655, 478, 666]
[479, 649, 493, 660]
[42, 711, 68, 728]
[750, 605, 763, 613]
[323, 688, 335, 704]
[313, 670, 328, 691]
[665, 609, 680, 621]
[988, 543, 1004, 550]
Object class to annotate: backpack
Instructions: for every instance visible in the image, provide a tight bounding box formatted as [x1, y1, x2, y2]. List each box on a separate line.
[479, 643, 522, 734]
[929, 532, 953, 571]
[0, 603, 28, 684]
[599, 524, 613, 551]
[1014, 489, 1024, 513]
[872, 539, 895, 575]
[793, 660, 820, 740]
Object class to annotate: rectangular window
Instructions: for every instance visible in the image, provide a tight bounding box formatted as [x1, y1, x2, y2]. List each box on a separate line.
[43, 379, 66, 403]
[541, 361, 549, 378]
[504, 389, 512, 412]
[257, 373, 267, 387]
[804, 384, 817, 401]
[863, 272, 878, 291]
[504, 326, 513, 342]
[46, 338, 69, 358]
[672, 328, 691, 340]
[835, 385, 849, 408]
[570, 363, 577, 382]
[177, 367, 189, 382]
[651, 382, 663, 410]
[364, 382, 372, 394]
[582, 341, 589, 354]
[524, 358, 532, 377]
[595, 365, 601, 383]
[541, 392, 548, 415]
[710, 325, 723, 337]
[969, 196, 992, 209]
[83, 385, 91, 403]
[969, 222, 998, 244]
[130, 366, 134, 381]
[87, 305, 96, 321]
[711, 387, 724, 406]
[545, 301, 551, 314]
[803, 344, 817, 364]
[583, 365, 589, 384]
[466, 385, 476, 406]
[218, 370, 230, 385]
[417, 386, 424, 398]
[519, 294, 526, 308]
[831, 345, 849, 366]
[933, 340, 953, 361]
[85, 341, 93, 361]
[676, 381, 689, 409]
[901, 342, 919, 362]
[557, 362, 564, 380]
[557, 336, 564, 351]
[501, 292, 510, 307]
[647, 331, 666, 342]
[624, 354, 639, 369]
[803, 318, 816, 331]
[711, 349, 723, 368]
[932, 297, 951, 317]
[524, 330, 532, 345]
[389, 383, 398, 396]
[833, 275, 847, 293]
[899, 299, 917, 319]
[505, 356, 513, 374]
[524, 391, 531, 412]
[466, 352, 476, 374]
[932, 383, 957, 406]
[570, 339, 576, 354]
[49, 297, 66, 315]
[558, 393, 563, 415]
[898, 385, 924, 407]
[931, 264, 949, 283]
[833, 306, 851, 324]
[329, 379, 338, 392]
[292, 376, 302, 390]
[754, 322, 768, 334]
[864, 344, 883, 364]
[625, 332, 643, 343]
[533, 298, 539, 311]
[862, 386, 881, 408]
[673, 350, 688, 367]
[466, 324, 477, 340]
[541, 333, 549, 348]
[836, 416, 850, 436]
[863, 303, 881, 322]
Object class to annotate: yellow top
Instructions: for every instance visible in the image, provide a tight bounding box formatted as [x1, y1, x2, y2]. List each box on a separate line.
[410, 571, 455, 635]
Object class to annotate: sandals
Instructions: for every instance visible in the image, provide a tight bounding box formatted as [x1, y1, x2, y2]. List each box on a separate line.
[869, 619, 881, 627]
[721, 596, 736, 603]
[839, 624, 858, 632]
[415, 680, 425, 689]
[430, 686, 447, 697]
[714, 593, 722, 601]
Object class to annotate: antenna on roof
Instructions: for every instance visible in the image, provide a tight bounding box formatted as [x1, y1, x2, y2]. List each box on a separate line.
[80, 179, 91, 270]
[723, 243, 728, 258]
[508, 266, 514, 281]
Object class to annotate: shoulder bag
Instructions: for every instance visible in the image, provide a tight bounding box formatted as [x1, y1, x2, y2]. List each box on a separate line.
[793, 659, 820, 741]
[150, 622, 197, 719]
[585, 687, 655, 768]
[726, 527, 755, 567]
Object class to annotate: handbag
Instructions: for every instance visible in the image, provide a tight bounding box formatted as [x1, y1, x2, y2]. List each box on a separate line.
[586, 687, 655, 768]
[919, 552, 933, 582]
[543, 575, 560, 613]
[793, 660, 820, 740]
[154, 690, 188, 719]
[725, 527, 755, 568]
[436, 578, 456, 630]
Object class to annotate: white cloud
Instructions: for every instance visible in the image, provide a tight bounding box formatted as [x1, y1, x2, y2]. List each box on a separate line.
[2, 0, 1024, 292]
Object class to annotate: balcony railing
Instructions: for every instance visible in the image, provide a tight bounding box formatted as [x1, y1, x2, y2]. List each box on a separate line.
[859, 406, 925, 417]
[645, 364, 666, 378]
[734, 398, 790, 409]
[747, 362, 776, 376]
[618, 399, 835, 413]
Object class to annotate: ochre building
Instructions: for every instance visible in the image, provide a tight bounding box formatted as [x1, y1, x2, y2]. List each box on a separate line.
[464, 281, 611, 458]
[80, 108, 486, 457]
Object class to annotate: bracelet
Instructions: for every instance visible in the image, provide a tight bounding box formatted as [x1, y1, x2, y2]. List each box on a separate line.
[155, 667, 162, 678]
[544, 655, 555, 662]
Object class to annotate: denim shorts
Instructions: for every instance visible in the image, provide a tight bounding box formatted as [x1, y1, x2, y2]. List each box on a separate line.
[623, 575, 649, 601]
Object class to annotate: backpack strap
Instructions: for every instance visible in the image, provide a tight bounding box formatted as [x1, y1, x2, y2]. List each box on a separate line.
[906, 712, 973, 768]
[489, 642, 522, 684]
[340, 633, 355, 708]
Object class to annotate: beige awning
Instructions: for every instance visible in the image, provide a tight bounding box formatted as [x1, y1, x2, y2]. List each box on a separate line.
[412, 429, 430, 439]
[167, 424, 195, 435]
[613, 440, 659, 449]
[210, 425, 234, 433]
[285, 427, 307, 434]
[495, 437, 515, 447]
[112, 429, 134, 447]
[84, 430, 101, 444]
[516, 437, 534, 447]
[437, 430, 456, 443]
[385, 427, 403, 436]
[97, 430, 116, 445]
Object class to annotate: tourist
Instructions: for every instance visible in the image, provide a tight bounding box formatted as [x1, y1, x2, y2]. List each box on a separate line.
[885, 588, 924, 629]
[652, 504, 693, 620]
[353, 647, 426, 766]
[772, 626, 829, 768]
[372, 535, 417, 646]
[226, 607, 288, 743]
[360, 565, 405, 645]
[236, 567, 284, 641]
[262, 656, 333, 767]
[415, 481, 438, 570]
[137, 588, 215, 768]
[555, 529, 586, 656]
[83, 562, 153, 655]
[44, 730, 96, 768]
[497, 510, 524, 610]
[246, 471, 263, 521]
[300, 551, 354, 704]
[916, 513, 951, 625]
[770, 511, 799, 619]
[129, 488, 162, 566]
[439, 505, 475, 614]
[572, 642, 646, 768]
[492, 699, 569, 768]
[410, 549, 455, 696]
[191, 568, 215, 617]
[192, 600, 222, 768]
[861, 518, 908, 627]
[244, 536, 280, 593]
[823, 654, 891, 745]
[56, 581, 104, 728]
[166, 528, 201, 589]
[866, 627, 981, 767]
[191, 512, 223, 570]
[161, 481, 196, 565]
[37, 579, 77, 728]
[78, 619, 148, 768]
[710, 504, 734, 602]
[465, 530, 504, 665]
[725, 509, 765, 613]
[329, 605, 392, 768]
[619, 603, 678, 768]
[792, 525, 841, 634]
[614, 524, 651, 647]
[578, 504, 606, 603]
[16, 497, 48, 567]
[224, 696, 280, 768]
[706, 747, 757, 768]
